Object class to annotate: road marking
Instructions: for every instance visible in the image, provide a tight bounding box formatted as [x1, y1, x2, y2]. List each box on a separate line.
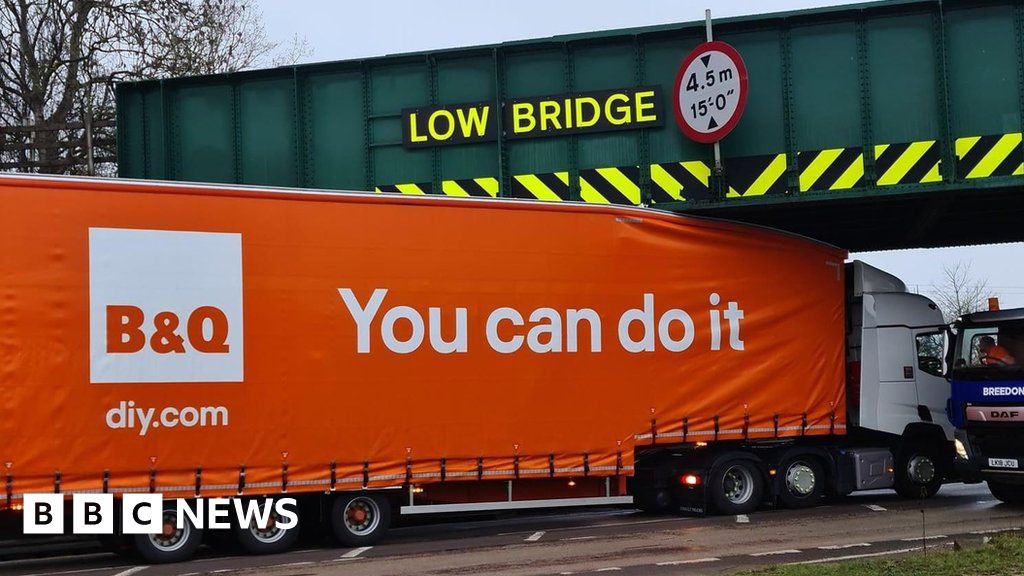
[750, 549, 802, 557]
[788, 546, 922, 565]
[269, 562, 313, 568]
[18, 568, 123, 576]
[656, 557, 721, 566]
[818, 543, 871, 550]
[971, 528, 1021, 535]
[595, 568, 621, 572]
[900, 534, 947, 541]
[525, 531, 545, 542]
[112, 568, 148, 576]
[977, 500, 993, 504]
[497, 517, 689, 537]
[864, 504, 886, 511]
[735, 514, 750, 523]
[566, 535, 598, 541]
[341, 546, 373, 558]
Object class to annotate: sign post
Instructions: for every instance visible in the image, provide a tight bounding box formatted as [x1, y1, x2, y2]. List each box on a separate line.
[673, 10, 749, 175]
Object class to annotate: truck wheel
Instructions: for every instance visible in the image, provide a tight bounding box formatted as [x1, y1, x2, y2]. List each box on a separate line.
[232, 501, 300, 555]
[330, 494, 391, 547]
[778, 457, 825, 509]
[894, 450, 942, 499]
[132, 503, 202, 564]
[988, 481, 1024, 505]
[709, 458, 764, 515]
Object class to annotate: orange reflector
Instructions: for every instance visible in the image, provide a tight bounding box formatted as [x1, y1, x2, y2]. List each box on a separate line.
[769, 469, 777, 476]
[568, 479, 576, 487]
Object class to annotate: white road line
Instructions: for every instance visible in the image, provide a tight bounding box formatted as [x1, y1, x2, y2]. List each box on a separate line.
[269, 562, 313, 568]
[656, 557, 721, 566]
[341, 546, 373, 558]
[112, 568, 148, 576]
[864, 504, 887, 511]
[788, 546, 923, 565]
[900, 534, 947, 541]
[750, 549, 802, 557]
[497, 517, 689, 537]
[818, 543, 871, 550]
[595, 568, 621, 572]
[566, 535, 598, 541]
[735, 514, 750, 523]
[525, 531, 545, 542]
[971, 528, 1021, 535]
[18, 568, 122, 576]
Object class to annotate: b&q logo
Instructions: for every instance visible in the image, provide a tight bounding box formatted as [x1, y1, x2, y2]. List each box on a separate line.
[89, 228, 243, 384]
[107, 305, 231, 354]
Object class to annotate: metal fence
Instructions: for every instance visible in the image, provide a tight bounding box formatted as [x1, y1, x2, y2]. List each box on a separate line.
[0, 117, 117, 174]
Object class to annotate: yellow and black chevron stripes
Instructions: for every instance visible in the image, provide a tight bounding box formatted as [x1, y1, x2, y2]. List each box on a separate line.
[798, 148, 864, 192]
[375, 182, 432, 195]
[579, 166, 641, 205]
[441, 177, 499, 197]
[650, 161, 712, 203]
[955, 133, 1024, 179]
[873, 141, 941, 186]
[511, 172, 570, 201]
[725, 154, 787, 197]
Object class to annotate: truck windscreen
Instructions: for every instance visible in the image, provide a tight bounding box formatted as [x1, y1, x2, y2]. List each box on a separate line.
[952, 320, 1024, 381]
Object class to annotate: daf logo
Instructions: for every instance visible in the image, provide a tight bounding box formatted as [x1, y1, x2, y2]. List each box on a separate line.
[991, 410, 1021, 419]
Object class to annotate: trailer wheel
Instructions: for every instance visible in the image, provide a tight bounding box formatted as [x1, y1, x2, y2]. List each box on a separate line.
[988, 481, 1024, 505]
[709, 458, 764, 515]
[330, 493, 391, 547]
[778, 456, 825, 509]
[894, 450, 942, 499]
[132, 503, 202, 564]
[232, 500, 300, 555]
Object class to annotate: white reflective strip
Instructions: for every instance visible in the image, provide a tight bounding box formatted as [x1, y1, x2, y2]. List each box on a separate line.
[400, 495, 633, 515]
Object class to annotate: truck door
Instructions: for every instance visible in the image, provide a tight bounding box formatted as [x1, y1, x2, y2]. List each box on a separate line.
[874, 325, 922, 434]
[912, 330, 954, 439]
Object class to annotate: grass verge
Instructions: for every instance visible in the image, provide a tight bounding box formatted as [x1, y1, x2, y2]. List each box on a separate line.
[740, 535, 1024, 576]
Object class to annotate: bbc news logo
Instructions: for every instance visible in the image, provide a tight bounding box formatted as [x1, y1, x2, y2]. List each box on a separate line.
[22, 494, 297, 534]
[89, 228, 244, 384]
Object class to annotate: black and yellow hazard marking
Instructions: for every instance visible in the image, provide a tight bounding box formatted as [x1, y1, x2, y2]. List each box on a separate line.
[579, 166, 641, 205]
[725, 154, 787, 197]
[441, 177, 499, 197]
[955, 133, 1024, 180]
[511, 172, 570, 201]
[375, 182, 433, 195]
[873, 141, 941, 186]
[650, 161, 712, 203]
[798, 148, 864, 192]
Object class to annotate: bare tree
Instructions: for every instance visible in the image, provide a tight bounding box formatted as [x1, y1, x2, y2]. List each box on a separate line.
[0, 0, 302, 174]
[928, 261, 995, 322]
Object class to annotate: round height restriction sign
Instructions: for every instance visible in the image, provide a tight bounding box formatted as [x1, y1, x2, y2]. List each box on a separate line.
[673, 41, 748, 143]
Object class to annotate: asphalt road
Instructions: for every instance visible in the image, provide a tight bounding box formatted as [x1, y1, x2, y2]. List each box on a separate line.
[2, 483, 1022, 576]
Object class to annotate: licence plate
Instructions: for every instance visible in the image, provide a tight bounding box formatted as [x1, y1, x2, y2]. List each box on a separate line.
[988, 458, 1019, 469]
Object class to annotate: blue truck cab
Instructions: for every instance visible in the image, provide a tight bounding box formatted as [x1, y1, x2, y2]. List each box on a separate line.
[948, 308, 1024, 504]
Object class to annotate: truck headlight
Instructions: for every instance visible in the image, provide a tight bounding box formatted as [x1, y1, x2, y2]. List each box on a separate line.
[954, 438, 969, 460]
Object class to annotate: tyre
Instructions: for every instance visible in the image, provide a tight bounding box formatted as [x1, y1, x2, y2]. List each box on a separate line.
[132, 503, 202, 564]
[894, 449, 942, 499]
[709, 457, 764, 515]
[329, 493, 392, 547]
[988, 480, 1024, 505]
[232, 499, 300, 555]
[778, 456, 826, 509]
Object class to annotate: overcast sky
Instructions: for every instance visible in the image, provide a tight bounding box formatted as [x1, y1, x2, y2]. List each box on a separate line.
[255, 0, 1024, 308]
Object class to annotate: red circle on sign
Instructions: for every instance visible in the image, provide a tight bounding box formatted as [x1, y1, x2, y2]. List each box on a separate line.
[673, 40, 749, 144]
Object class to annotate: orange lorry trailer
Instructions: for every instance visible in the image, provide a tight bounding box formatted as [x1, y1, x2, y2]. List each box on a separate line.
[0, 174, 953, 563]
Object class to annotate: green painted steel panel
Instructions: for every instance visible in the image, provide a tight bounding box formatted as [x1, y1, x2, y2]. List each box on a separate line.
[946, 3, 1022, 136]
[437, 56, 498, 181]
[371, 63, 432, 187]
[117, 90, 145, 179]
[717, 29, 786, 158]
[142, 87, 166, 179]
[173, 84, 234, 183]
[306, 71, 366, 190]
[575, 42, 639, 170]
[867, 13, 940, 144]
[790, 22, 861, 151]
[239, 78, 296, 187]
[644, 36, 707, 164]
[505, 49, 571, 178]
